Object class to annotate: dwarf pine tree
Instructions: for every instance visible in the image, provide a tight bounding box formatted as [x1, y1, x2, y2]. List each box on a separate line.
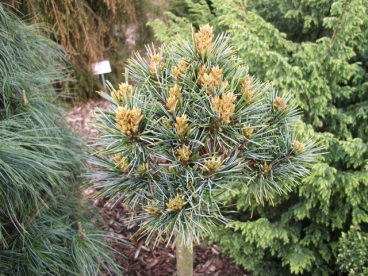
[88, 24, 319, 275]
[149, 0, 368, 275]
[0, 4, 121, 275]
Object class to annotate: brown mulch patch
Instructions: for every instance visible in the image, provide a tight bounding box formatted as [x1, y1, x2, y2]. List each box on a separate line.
[67, 98, 247, 276]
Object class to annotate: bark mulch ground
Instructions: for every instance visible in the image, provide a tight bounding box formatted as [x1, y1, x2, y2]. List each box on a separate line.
[67, 98, 247, 276]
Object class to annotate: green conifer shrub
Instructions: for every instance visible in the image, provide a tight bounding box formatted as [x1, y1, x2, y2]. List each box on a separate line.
[0, 4, 121, 275]
[337, 225, 368, 275]
[88, 24, 319, 274]
[149, 0, 368, 275]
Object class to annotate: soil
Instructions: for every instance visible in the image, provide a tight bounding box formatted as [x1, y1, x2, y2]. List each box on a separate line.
[67, 98, 248, 276]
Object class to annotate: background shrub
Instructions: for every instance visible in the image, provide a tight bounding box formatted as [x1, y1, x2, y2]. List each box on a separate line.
[3, 0, 160, 99]
[0, 4, 121, 275]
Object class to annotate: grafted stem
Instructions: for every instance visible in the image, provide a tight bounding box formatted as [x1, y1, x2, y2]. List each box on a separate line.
[176, 236, 193, 276]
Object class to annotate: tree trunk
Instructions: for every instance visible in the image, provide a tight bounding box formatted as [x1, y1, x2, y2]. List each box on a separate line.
[176, 236, 193, 276]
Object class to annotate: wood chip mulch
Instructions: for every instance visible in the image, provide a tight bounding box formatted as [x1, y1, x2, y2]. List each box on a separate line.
[67, 98, 248, 276]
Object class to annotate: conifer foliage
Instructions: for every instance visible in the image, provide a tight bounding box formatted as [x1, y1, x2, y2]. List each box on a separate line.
[149, 0, 368, 274]
[4, 0, 155, 99]
[88, 24, 318, 255]
[0, 4, 120, 275]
